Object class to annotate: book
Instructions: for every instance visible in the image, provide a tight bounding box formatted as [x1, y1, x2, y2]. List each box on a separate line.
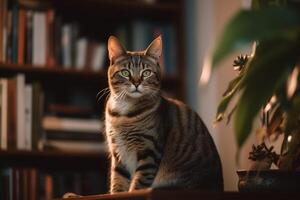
[33, 11, 46, 66]
[1, 0, 8, 62]
[0, 79, 7, 150]
[17, 8, 26, 65]
[11, 5, 19, 63]
[75, 38, 88, 70]
[91, 43, 106, 72]
[25, 10, 33, 64]
[7, 77, 17, 150]
[70, 23, 79, 67]
[5, 10, 12, 63]
[42, 116, 103, 133]
[61, 24, 72, 68]
[31, 82, 44, 150]
[25, 84, 33, 150]
[46, 9, 55, 67]
[16, 74, 26, 150]
[53, 16, 62, 66]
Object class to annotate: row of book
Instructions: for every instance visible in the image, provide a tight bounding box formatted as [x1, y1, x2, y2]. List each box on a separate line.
[115, 21, 178, 75]
[0, 74, 106, 152]
[0, 0, 106, 71]
[0, 1, 178, 75]
[0, 168, 106, 200]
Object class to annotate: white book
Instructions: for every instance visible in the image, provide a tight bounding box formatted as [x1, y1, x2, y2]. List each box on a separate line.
[42, 116, 103, 133]
[32, 12, 46, 66]
[62, 24, 72, 68]
[91, 43, 105, 71]
[24, 85, 32, 150]
[16, 74, 26, 150]
[75, 38, 88, 70]
[0, 79, 7, 150]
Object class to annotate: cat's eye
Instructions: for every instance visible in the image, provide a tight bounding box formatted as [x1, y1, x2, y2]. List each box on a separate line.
[142, 70, 152, 77]
[120, 69, 130, 77]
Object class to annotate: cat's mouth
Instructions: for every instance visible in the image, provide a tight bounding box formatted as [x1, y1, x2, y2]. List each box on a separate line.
[132, 89, 141, 94]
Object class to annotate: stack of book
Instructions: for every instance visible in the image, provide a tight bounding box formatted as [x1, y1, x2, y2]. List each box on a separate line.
[0, 0, 106, 71]
[116, 20, 178, 75]
[0, 168, 106, 199]
[41, 115, 105, 153]
[0, 74, 106, 153]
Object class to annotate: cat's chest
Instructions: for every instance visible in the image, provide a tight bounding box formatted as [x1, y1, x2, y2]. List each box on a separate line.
[114, 136, 137, 175]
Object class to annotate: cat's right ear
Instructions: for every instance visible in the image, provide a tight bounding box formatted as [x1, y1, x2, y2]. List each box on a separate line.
[108, 36, 126, 64]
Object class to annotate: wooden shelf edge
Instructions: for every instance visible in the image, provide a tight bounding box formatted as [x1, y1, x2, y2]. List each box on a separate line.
[0, 149, 109, 170]
[0, 63, 106, 79]
[0, 63, 181, 84]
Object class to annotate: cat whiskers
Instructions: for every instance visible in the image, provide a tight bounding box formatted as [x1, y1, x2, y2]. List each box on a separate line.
[113, 90, 127, 101]
[96, 87, 110, 103]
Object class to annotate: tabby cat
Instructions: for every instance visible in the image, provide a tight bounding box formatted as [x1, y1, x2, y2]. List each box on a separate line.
[105, 35, 223, 193]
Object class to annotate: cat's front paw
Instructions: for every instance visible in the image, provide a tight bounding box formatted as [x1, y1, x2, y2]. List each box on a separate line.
[62, 192, 82, 199]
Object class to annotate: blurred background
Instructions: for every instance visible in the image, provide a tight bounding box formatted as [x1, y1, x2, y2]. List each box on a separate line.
[0, 0, 256, 199]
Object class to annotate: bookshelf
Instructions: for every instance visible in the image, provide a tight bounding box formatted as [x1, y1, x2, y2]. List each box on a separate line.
[0, 0, 186, 199]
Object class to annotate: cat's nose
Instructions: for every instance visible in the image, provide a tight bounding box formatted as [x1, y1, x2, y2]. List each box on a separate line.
[133, 83, 140, 88]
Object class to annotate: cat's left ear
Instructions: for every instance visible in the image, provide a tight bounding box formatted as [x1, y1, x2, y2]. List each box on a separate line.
[108, 36, 126, 64]
[145, 35, 162, 60]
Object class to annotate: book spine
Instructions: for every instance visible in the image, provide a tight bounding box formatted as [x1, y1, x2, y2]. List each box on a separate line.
[70, 23, 79, 67]
[46, 9, 56, 67]
[0, 79, 8, 150]
[75, 38, 87, 70]
[16, 74, 26, 150]
[91, 43, 105, 71]
[25, 85, 32, 150]
[7, 78, 17, 150]
[62, 24, 71, 68]
[2, 0, 8, 62]
[17, 9, 26, 65]
[33, 11, 46, 66]
[6, 10, 12, 63]
[25, 10, 33, 64]
[11, 5, 18, 64]
[54, 16, 62, 66]
[31, 83, 43, 150]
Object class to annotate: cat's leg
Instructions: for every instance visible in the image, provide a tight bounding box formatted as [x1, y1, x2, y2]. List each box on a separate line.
[110, 156, 131, 193]
[129, 150, 159, 191]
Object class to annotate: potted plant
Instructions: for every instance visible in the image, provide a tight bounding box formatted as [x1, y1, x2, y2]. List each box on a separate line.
[212, 0, 300, 191]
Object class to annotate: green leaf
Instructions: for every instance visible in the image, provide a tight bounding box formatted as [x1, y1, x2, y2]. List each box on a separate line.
[215, 74, 243, 122]
[234, 39, 299, 148]
[212, 7, 300, 67]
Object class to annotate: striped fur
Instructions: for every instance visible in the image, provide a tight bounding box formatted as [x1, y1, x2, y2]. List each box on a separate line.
[105, 36, 223, 193]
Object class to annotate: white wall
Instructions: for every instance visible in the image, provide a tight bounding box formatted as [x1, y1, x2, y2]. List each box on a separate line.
[185, 0, 254, 191]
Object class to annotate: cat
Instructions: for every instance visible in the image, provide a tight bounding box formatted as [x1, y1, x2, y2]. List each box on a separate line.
[105, 35, 223, 193]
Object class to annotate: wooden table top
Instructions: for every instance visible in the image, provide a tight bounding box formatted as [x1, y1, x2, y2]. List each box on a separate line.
[58, 189, 300, 200]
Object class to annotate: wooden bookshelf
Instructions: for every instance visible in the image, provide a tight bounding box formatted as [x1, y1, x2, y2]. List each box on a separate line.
[0, 0, 186, 198]
[0, 150, 108, 170]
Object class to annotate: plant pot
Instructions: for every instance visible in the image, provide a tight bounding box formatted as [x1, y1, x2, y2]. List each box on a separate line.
[237, 170, 300, 192]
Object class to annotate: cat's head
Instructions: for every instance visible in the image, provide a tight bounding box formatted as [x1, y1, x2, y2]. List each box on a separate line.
[107, 36, 162, 100]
